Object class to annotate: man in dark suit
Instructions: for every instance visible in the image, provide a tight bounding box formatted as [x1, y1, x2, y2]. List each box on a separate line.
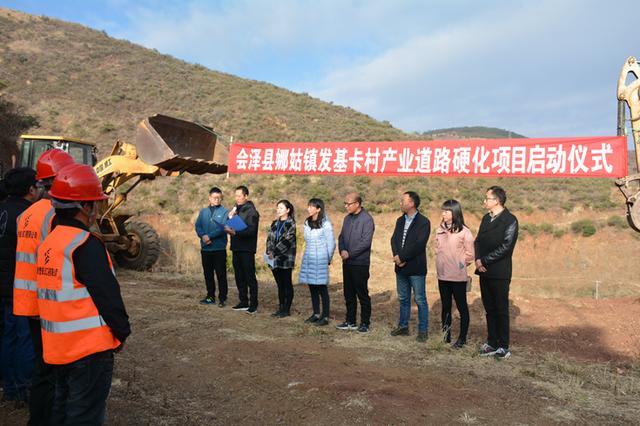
[390, 191, 431, 342]
[475, 186, 518, 359]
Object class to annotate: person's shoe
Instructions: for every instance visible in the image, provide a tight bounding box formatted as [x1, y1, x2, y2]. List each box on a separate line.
[232, 303, 250, 311]
[479, 343, 498, 356]
[276, 311, 290, 318]
[390, 326, 410, 336]
[199, 296, 215, 305]
[305, 314, 320, 323]
[452, 339, 466, 349]
[246, 306, 257, 314]
[336, 321, 357, 330]
[218, 300, 226, 308]
[494, 347, 512, 359]
[416, 332, 428, 342]
[314, 317, 329, 326]
[357, 324, 370, 333]
[271, 310, 282, 317]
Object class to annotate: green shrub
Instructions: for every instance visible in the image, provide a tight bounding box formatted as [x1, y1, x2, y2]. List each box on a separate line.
[571, 219, 597, 237]
[539, 222, 554, 234]
[606, 215, 627, 229]
[520, 223, 539, 237]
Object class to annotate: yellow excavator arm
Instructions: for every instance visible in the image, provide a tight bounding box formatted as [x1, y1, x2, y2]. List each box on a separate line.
[616, 56, 640, 231]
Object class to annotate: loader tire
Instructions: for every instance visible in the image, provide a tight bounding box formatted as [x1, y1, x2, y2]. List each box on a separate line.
[115, 221, 160, 271]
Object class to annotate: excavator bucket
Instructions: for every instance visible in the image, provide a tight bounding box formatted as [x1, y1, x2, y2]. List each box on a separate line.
[135, 114, 228, 174]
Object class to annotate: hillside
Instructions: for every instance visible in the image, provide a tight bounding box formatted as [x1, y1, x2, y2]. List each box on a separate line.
[420, 126, 526, 140]
[0, 7, 409, 152]
[0, 7, 623, 218]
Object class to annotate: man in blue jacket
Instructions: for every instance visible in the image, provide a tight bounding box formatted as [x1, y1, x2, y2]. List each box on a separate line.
[195, 187, 229, 307]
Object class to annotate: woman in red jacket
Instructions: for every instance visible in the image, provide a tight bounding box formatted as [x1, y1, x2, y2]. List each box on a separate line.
[435, 199, 475, 348]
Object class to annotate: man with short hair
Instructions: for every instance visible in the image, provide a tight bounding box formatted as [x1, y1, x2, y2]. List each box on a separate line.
[0, 167, 38, 406]
[37, 163, 130, 425]
[195, 187, 229, 307]
[225, 185, 260, 314]
[475, 186, 518, 359]
[336, 192, 375, 333]
[390, 191, 431, 342]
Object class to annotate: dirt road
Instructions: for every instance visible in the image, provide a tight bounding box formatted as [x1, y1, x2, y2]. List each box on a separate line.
[2, 272, 638, 425]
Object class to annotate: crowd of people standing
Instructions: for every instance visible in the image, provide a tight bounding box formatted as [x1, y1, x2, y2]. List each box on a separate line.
[1, 151, 130, 425]
[0, 148, 520, 424]
[194, 184, 519, 359]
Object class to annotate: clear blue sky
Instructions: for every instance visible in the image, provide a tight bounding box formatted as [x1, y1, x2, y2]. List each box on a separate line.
[2, 0, 640, 139]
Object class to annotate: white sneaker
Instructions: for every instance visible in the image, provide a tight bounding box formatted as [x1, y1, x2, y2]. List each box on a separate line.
[479, 343, 498, 357]
[494, 347, 512, 359]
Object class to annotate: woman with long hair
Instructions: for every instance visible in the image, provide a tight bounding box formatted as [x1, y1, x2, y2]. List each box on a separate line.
[266, 200, 296, 317]
[435, 199, 475, 348]
[298, 198, 335, 326]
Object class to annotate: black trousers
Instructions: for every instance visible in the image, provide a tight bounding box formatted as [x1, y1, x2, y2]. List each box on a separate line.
[201, 250, 228, 301]
[28, 318, 55, 426]
[479, 277, 511, 349]
[438, 280, 470, 343]
[232, 251, 258, 309]
[342, 264, 371, 326]
[271, 268, 294, 313]
[51, 350, 114, 426]
[309, 285, 330, 318]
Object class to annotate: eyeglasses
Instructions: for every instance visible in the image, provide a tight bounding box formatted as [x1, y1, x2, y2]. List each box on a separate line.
[344, 201, 358, 206]
[484, 197, 497, 202]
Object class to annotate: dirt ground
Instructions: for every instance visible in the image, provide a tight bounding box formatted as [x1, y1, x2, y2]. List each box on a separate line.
[2, 271, 639, 425]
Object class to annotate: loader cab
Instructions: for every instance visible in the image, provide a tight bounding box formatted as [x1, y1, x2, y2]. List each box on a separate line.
[18, 135, 97, 170]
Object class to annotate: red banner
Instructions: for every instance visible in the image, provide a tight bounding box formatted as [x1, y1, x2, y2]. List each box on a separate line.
[228, 137, 627, 177]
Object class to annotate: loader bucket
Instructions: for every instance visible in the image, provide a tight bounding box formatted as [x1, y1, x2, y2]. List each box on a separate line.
[135, 114, 228, 175]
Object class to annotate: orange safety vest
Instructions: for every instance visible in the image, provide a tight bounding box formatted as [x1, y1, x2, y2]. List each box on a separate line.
[36, 225, 120, 365]
[13, 199, 56, 316]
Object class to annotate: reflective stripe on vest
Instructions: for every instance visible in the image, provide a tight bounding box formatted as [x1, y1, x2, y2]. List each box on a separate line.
[41, 315, 107, 333]
[13, 199, 55, 316]
[14, 279, 37, 291]
[36, 225, 120, 365]
[37, 287, 91, 302]
[16, 252, 36, 264]
[40, 207, 55, 242]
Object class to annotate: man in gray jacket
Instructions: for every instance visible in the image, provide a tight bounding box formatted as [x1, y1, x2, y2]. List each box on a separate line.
[337, 192, 375, 332]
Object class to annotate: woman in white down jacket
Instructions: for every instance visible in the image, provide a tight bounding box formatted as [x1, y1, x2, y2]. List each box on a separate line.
[298, 198, 335, 326]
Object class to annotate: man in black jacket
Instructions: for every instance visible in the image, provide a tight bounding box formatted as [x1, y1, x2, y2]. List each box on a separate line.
[389, 191, 431, 342]
[225, 185, 260, 313]
[0, 168, 38, 405]
[336, 192, 375, 333]
[475, 186, 518, 359]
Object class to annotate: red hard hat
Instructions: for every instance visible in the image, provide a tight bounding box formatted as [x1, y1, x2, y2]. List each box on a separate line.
[49, 164, 108, 201]
[36, 149, 75, 180]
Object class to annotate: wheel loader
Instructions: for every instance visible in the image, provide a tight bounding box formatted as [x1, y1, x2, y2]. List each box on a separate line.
[17, 114, 228, 270]
[616, 57, 640, 232]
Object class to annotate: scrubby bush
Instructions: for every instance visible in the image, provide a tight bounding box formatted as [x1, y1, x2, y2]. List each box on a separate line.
[606, 215, 627, 229]
[571, 219, 597, 237]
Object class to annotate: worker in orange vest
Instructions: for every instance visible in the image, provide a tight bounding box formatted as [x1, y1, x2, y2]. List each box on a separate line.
[0, 167, 39, 407]
[13, 149, 74, 424]
[36, 163, 129, 425]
